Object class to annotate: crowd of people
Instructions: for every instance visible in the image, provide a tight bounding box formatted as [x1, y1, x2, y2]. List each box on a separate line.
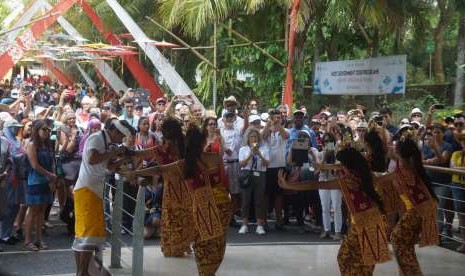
[0, 75, 464, 274]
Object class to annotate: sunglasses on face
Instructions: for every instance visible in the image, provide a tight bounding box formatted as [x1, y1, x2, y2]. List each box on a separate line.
[412, 114, 422, 118]
[208, 122, 216, 126]
[41, 128, 52, 132]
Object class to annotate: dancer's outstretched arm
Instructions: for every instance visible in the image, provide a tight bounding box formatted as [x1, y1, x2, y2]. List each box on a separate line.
[277, 169, 340, 191]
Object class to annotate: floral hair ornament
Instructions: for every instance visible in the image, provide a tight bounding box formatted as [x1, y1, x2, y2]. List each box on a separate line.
[338, 130, 355, 151]
[399, 128, 416, 142]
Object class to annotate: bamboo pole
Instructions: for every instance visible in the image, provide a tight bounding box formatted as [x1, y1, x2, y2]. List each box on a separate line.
[171, 39, 286, 50]
[220, 23, 286, 67]
[145, 16, 218, 71]
[0, 12, 59, 36]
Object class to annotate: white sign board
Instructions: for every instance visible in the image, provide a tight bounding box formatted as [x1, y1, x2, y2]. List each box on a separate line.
[313, 55, 406, 95]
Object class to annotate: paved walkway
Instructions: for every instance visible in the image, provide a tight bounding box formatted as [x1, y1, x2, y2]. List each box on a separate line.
[104, 244, 465, 276]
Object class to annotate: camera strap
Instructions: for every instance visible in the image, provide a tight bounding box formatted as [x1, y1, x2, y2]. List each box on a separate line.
[251, 155, 258, 171]
[101, 130, 109, 151]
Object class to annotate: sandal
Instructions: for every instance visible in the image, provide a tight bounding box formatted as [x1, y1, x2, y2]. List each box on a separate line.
[23, 242, 39, 252]
[35, 241, 49, 250]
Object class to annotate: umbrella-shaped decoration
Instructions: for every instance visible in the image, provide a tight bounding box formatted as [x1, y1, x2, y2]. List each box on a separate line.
[19, 57, 36, 62]
[34, 53, 54, 59]
[119, 33, 133, 39]
[47, 32, 75, 41]
[150, 40, 179, 48]
[90, 56, 115, 61]
[53, 58, 70, 62]
[78, 42, 111, 49]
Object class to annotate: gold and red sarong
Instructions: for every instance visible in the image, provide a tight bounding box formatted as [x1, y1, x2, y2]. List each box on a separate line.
[188, 158, 232, 276]
[72, 187, 106, 252]
[339, 174, 391, 269]
[373, 172, 400, 216]
[394, 166, 439, 247]
[373, 171, 401, 237]
[160, 161, 194, 257]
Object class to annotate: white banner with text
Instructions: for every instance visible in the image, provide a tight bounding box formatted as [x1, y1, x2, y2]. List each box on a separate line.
[313, 55, 407, 95]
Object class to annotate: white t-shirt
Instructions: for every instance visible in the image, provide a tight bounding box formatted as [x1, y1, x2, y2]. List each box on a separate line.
[315, 149, 339, 182]
[217, 116, 244, 132]
[221, 127, 242, 161]
[74, 130, 111, 198]
[266, 129, 289, 168]
[239, 144, 270, 172]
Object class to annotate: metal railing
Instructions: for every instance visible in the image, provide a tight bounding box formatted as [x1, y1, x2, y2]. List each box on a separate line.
[424, 165, 465, 249]
[103, 174, 146, 276]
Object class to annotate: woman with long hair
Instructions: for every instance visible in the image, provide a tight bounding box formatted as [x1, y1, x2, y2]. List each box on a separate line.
[14, 119, 33, 240]
[315, 132, 343, 240]
[335, 147, 390, 275]
[238, 127, 270, 235]
[24, 119, 56, 251]
[184, 125, 231, 275]
[364, 129, 400, 235]
[391, 136, 439, 275]
[278, 146, 391, 275]
[150, 113, 164, 144]
[126, 124, 231, 275]
[201, 117, 223, 154]
[132, 117, 193, 257]
[58, 111, 83, 209]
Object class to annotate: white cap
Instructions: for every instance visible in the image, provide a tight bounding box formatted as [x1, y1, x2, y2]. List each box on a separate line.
[248, 114, 261, 123]
[260, 112, 269, 122]
[399, 118, 410, 125]
[112, 120, 132, 138]
[410, 108, 423, 115]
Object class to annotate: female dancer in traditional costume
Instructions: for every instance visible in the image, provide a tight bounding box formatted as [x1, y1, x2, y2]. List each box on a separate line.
[127, 124, 231, 275]
[391, 136, 438, 275]
[144, 118, 193, 257]
[364, 129, 400, 235]
[279, 147, 391, 276]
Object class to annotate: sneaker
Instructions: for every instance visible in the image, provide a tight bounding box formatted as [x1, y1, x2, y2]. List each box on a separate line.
[331, 232, 343, 240]
[256, 225, 266, 235]
[320, 231, 330, 239]
[238, 225, 248, 234]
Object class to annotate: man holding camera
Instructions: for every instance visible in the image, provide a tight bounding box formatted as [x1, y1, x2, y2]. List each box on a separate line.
[262, 109, 289, 229]
[72, 119, 135, 276]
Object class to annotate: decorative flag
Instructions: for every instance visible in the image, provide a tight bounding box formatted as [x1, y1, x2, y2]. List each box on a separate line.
[283, 0, 301, 109]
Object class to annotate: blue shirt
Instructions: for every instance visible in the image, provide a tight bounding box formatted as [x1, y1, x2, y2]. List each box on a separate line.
[286, 125, 317, 154]
[422, 141, 453, 183]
